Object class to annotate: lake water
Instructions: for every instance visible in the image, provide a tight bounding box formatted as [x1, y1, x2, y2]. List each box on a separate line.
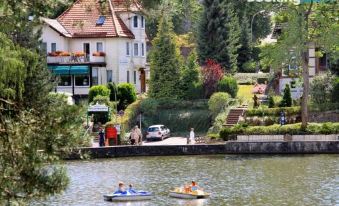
[34, 155, 339, 206]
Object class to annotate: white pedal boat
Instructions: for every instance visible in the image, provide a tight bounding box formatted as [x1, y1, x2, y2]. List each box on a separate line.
[103, 191, 153, 202]
[169, 189, 210, 199]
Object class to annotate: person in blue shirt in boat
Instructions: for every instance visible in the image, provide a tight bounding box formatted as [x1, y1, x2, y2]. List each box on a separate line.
[128, 184, 137, 194]
[190, 181, 199, 192]
[114, 182, 127, 194]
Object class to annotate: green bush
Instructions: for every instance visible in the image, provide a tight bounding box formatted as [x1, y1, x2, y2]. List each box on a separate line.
[107, 82, 118, 101]
[242, 61, 256, 73]
[117, 83, 137, 110]
[246, 106, 301, 117]
[268, 96, 275, 108]
[140, 98, 159, 115]
[187, 81, 205, 100]
[208, 92, 231, 116]
[280, 84, 292, 107]
[217, 76, 238, 98]
[219, 122, 339, 140]
[92, 95, 110, 106]
[88, 85, 110, 103]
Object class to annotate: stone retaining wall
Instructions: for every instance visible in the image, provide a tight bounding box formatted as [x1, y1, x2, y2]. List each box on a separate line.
[237, 134, 339, 142]
[66, 141, 339, 160]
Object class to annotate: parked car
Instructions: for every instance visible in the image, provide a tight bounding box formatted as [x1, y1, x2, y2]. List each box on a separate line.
[146, 125, 170, 141]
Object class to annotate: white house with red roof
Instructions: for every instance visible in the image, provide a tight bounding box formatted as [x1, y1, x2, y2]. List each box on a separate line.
[39, 0, 148, 97]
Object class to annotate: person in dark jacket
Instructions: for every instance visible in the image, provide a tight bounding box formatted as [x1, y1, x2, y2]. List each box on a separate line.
[98, 128, 105, 147]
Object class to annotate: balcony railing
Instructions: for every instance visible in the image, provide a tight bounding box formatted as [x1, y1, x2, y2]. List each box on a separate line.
[47, 52, 106, 64]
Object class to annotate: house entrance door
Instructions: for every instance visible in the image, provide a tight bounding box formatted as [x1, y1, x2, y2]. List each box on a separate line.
[83, 43, 90, 62]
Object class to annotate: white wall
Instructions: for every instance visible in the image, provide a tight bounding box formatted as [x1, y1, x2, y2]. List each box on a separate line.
[279, 78, 303, 99]
[41, 25, 69, 52]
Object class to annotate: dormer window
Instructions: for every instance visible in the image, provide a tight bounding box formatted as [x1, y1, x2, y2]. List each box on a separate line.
[96, 16, 106, 25]
[133, 16, 138, 28]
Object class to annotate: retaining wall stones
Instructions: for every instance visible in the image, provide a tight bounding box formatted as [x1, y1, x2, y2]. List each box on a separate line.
[66, 141, 339, 160]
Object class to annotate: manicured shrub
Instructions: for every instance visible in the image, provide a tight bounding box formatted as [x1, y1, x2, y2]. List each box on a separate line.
[280, 84, 292, 107]
[208, 92, 230, 116]
[107, 82, 118, 101]
[219, 122, 339, 139]
[246, 106, 301, 117]
[92, 95, 110, 106]
[217, 76, 238, 98]
[268, 96, 275, 108]
[117, 83, 137, 110]
[140, 98, 159, 115]
[88, 85, 110, 103]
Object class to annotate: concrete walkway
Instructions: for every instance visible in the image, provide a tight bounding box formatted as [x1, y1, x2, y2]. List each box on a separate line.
[143, 137, 188, 145]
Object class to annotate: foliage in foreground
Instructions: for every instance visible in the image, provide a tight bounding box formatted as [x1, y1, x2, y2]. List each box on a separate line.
[0, 32, 89, 204]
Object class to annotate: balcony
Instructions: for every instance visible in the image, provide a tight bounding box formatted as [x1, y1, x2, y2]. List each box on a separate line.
[47, 51, 106, 64]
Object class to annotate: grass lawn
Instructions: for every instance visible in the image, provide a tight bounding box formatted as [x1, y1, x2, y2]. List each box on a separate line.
[237, 85, 254, 107]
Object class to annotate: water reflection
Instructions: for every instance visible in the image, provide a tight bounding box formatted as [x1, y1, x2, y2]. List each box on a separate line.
[32, 155, 339, 206]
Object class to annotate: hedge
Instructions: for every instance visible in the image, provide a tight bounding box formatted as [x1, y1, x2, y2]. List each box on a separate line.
[246, 106, 301, 117]
[219, 122, 339, 141]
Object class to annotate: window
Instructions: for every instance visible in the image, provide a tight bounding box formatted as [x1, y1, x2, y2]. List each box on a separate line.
[41, 42, 47, 54]
[134, 43, 138, 56]
[96, 16, 106, 25]
[92, 68, 98, 85]
[141, 43, 145, 56]
[96, 42, 103, 52]
[74, 75, 89, 86]
[58, 75, 72, 86]
[51, 43, 56, 52]
[133, 16, 138, 28]
[141, 16, 144, 28]
[107, 70, 113, 83]
[133, 71, 137, 84]
[127, 71, 130, 83]
[148, 127, 159, 132]
[126, 42, 130, 56]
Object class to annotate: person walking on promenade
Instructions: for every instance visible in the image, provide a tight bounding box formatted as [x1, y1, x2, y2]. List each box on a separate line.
[130, 127, 139, 145]
[190, 128, 195, 145]
[135, 125, 142, 145]
[98, 128, 105, 147]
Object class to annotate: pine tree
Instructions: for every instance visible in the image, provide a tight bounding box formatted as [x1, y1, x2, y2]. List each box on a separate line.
[238, 13, 253, 72]
[197, 0, 220, 65]
[280, 84, 292, 107]
[224, 2, 241, 73]
[149, 15, 182, 99]
[197, 1, 241, 72]
[179, 51, 200, 99]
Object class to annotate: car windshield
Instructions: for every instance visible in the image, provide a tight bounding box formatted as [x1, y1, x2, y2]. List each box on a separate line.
[148, 127, 160, 132]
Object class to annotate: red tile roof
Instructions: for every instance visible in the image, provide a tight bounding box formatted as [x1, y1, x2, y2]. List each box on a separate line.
[53, 0, 138, 38]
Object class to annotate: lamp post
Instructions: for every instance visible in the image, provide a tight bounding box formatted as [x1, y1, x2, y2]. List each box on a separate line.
[250, 10, 266, 43]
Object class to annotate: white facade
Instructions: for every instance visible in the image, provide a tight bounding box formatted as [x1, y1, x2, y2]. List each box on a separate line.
[279, 43, 318, 99]
[40, 12, 148, 96]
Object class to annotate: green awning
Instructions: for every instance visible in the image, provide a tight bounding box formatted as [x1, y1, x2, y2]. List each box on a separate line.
[70, 66, 89, 75]
[53, 66, 70, 75]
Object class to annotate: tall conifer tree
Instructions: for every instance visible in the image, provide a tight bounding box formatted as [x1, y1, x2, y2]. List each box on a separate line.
[149, 15, 181, 99]
[238, 13, 253, 72]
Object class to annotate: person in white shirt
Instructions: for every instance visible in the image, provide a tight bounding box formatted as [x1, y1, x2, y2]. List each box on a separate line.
[190, 128, 195, 144]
